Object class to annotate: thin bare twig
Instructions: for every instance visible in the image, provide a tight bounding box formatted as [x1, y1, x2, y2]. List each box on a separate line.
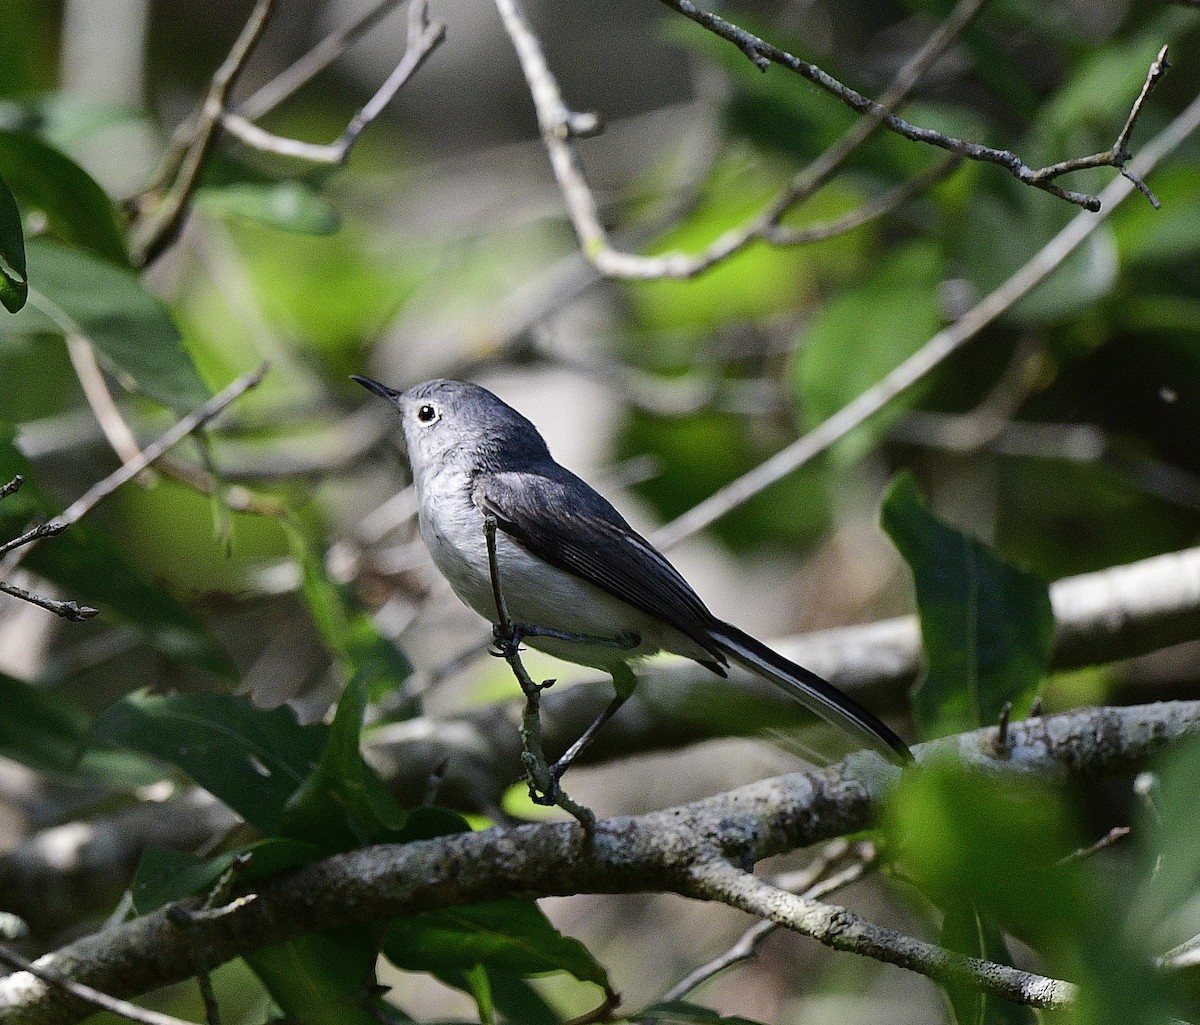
[237, 0, 409, 120]
[659, 0, 1168, 210]
[219, 0, 445, 164]
[0, 476, 24, 502]
[1, 366, 269, 583]
[131, 0, 277, 265]
[0, 945, 197, 1025]
[684, 859, 1076, 1009]
[495, 0, 975, 279]
[1054, 825, 1131, 866]
[661, 840, 873, 1002]
[653, 87, 1200, 548]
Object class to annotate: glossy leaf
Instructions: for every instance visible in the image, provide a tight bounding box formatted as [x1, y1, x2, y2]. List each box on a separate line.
[0, 172, 26, 312]
[132, 838, 319, 915]
[383, 898, 610, 990]
[881, 473, 1053, 739]
[0, 129, 128, 266]
[196, 181, 341, 236]
[91, 692, 328, 834]
[8, 239, 209, 410]
[246, 927, 386, 1025]
[279, 673, 410, 852]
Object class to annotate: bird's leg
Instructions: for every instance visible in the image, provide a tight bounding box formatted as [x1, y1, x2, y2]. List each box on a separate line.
[549, 663, 638, 782]
[482, 512, 596, 840]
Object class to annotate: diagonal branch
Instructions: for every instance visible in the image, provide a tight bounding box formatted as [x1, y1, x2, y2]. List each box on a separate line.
[653, 85, 1200, 547]
[1, 702, 1196, 1025]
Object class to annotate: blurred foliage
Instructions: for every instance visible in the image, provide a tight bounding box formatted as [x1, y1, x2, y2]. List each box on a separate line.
[0, 0, 1199, 1024]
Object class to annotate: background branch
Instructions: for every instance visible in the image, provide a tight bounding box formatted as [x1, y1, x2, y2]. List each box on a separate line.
[1, 701, 1195, 1025]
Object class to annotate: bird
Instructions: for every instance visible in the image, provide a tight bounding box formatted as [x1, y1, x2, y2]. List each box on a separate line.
[353, 375, 912, 774]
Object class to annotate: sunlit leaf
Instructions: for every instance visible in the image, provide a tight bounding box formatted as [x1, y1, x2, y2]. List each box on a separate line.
[881, 473, 1052, 739]
[9, 239, 210, 410]
[196, 181, 341, 236]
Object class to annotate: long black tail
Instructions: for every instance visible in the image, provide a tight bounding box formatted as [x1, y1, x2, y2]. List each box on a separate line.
[710, 621, 912, 764]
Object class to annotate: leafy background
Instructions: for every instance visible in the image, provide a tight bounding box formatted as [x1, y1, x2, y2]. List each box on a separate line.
[1, 0, 1200, 1023]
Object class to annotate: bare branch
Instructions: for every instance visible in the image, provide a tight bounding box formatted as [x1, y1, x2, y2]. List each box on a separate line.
[653, 87, 1200, 547]
[219, 0, 446, 165]
[130, 0, 278, 265]
[236, 0, 409, 121]
[0, 946, 197, 1025]
[683, 859, 1075, 1009]
[3, 702, 1196, 1025]
[495, 0, 973, 279]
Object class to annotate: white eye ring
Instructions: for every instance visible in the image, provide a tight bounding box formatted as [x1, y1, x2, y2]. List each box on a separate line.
[416, 403, 439, 424]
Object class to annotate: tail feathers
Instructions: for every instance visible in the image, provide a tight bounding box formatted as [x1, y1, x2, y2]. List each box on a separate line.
[710, 622, 912, 765]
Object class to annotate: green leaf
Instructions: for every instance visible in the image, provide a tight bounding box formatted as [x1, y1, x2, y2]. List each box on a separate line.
[196, 182, 341, 236]
[6, 239, 210, 410]
[383, 898, 610, 990]
[635, 1002, 768, 1025]
[132, 838, 319, 915]
[287, 524, 412, 699]
[0, 428, 234, 675]
[792, 243, 944, 463]
[279, 673, 410, 851]
[880, 473, 1053, 739]
[91, 692, 328, 834]
[247, 927, 386, 1025]
[0, 172, 27, 312]
[887, 760, 1176, 1025]
[938, 905, 1036, 1025]
[0, 672, 154, 783]
[0, 130, 128, 266]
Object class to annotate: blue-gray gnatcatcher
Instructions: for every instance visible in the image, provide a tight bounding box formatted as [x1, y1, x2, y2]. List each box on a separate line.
[354, 375, 912, 769]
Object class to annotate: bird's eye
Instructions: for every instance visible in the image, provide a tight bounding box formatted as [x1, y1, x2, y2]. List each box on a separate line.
[416, 403, 438, 424]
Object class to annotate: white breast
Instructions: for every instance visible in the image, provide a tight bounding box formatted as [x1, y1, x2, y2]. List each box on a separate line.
[413, 467, 712, 672]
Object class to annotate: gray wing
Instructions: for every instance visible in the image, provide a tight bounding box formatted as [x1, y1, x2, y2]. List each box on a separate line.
[474, 467, 727, 669]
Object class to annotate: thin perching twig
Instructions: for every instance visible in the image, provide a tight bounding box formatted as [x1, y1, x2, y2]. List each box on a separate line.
[219, 0, 445, 164]
[482, 512, 596, 838]
[653, 84, 1200, 548]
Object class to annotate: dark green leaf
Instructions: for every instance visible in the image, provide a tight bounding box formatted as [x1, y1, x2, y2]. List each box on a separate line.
[0, 130, 128, 266]
[7, 239, 210, 410]
[196, 182, 341, 236]
[881, 472, 1053, 739]
[246, 927, 385, 1025]
[939, 905, 1036, 1025]
[0, 172, 27, 312]
[0, 428, 234, 676]
[132, 838, 319, 915]
[279, 673, 410, 852]
[0, 672, 152, 783]
[887, 761, 1175, 1025]
[635, 1001, 768, 1025]
[91, 692, 328, 834]
[383, 898, 610, 990]
[288, 525, 412, 699]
